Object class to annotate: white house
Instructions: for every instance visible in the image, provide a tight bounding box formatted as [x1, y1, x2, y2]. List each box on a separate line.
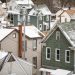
[0, 28, 19, 56]
[12, 25, 45, 75]
[0, 51, 33, 75]
[57, 9, 75, 23]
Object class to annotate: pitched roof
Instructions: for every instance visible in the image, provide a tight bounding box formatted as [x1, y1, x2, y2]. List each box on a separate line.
[29, 4, 51, 16]
[0, 28, 15, 41]
[42, 21, 75, 47]
[0, 52, 33, 75]
[12, 25, 45, 38]
[65, 9, 75, 15]
[15, 0, 34, 5]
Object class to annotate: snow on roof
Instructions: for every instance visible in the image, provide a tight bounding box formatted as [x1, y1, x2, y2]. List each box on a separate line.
[12, 25, 45, 38]
[0, 53, 33, 75]
[0, 28, 15, 41]
[24, 25, 45, 38]
[29, 4, 51, 16]
[39, 68, 55, 73]
[15, 0, 34, 5]
[51, 69, 72, 75]
[7, 10, 20, 14]
[0, 51, 8, 59]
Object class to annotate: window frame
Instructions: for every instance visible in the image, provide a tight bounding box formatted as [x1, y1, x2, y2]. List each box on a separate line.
[55, 48, 60, 61]
[46, 47, 51, 60]
[33, 57, 37, 69]
[65, 50, 70, 63]
[56, 31, 60, 40]
[39, 24, 42, 31]
[32, 39, 37, 50]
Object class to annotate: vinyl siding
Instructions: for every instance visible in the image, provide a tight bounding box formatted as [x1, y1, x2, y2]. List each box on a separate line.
[42, 28, 74, 71]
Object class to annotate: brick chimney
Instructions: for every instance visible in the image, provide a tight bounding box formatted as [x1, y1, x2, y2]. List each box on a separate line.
[18, 25, 23, 58]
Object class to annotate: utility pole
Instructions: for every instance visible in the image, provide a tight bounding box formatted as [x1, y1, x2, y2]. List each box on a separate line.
[22, 7, 27, 58]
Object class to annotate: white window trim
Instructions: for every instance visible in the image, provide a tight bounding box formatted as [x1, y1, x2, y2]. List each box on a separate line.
[65, 50, 70, 63]
[56, 31, 60, 40]
[46, 47, 51, 60]
[55, 48, 60, 61]
[39, 24, 42, 30]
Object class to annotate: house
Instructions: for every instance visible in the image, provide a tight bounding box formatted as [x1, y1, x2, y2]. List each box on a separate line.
[41, 21, 75, 75]
[28, 4, 52, 31]
[0, 51, 33, 75]
[12, 25, 45, 75]
[0, 28, 19, 56]
[6, 0, 34, 26]
[58, 9, 75, 23]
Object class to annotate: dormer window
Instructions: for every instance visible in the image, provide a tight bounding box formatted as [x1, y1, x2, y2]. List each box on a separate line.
[56, 31, 60, 40]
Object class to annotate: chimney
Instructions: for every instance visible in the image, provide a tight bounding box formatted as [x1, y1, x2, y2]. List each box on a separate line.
[18, 25, 23, 58]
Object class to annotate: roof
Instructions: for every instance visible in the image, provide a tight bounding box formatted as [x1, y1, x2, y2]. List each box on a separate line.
[7, 10, 20, 14]
[25, 25, 45, 38]
[29, 4, 51, 16]
[0, 51, 8, 60]
[0, 28, 15, 41]
[42, 21, 75, 47]
[39, 68, 72, 75]
[12, 25, 45, 38]
[65, 10, 75, 15]
[15, 0, 34, 5]
[51, 69, 72, 75]
[0, 53, 33, 75]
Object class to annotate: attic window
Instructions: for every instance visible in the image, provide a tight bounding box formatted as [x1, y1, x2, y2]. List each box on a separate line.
[56, 31, 60, 40]
[12, 33, 16, 38]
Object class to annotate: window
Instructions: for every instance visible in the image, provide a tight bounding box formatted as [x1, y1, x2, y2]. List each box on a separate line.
[22, 40, 27, 51]
[56, 31, 60, 40]
[46, 15, 49, 21]
[55, 48, 60, 61]
[39, 16, 42, 20]
[46, 47, 51, 60]
[39, 24, 42, 30]
[32, 39, 37, 50]
[12, 33, 16, 38]
[65, 50, 70, 63]
[46, 72, 50, 75]
[33, 57, 37, 68]
[28, 16, 30, 22]
[9, 6, 12, 10]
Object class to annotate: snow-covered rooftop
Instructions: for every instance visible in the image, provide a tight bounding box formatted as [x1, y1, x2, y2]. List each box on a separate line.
[29, 4, 51, 16]
[0, 51, 8, 59]
[0, 28, 15, 41]
[7, 10, 20, 14]
[25, 25, 44, 38]
[15, 0, 34, 5]
[12, 25, 45, 38]
[51, 69, 72, 75]
[39, 68, 72, 75]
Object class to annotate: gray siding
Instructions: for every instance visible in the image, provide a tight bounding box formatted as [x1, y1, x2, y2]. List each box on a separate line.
[42, 28, 74, 71]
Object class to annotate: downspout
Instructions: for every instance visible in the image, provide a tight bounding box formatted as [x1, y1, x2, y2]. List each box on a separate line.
[18, 25, 22, 58]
